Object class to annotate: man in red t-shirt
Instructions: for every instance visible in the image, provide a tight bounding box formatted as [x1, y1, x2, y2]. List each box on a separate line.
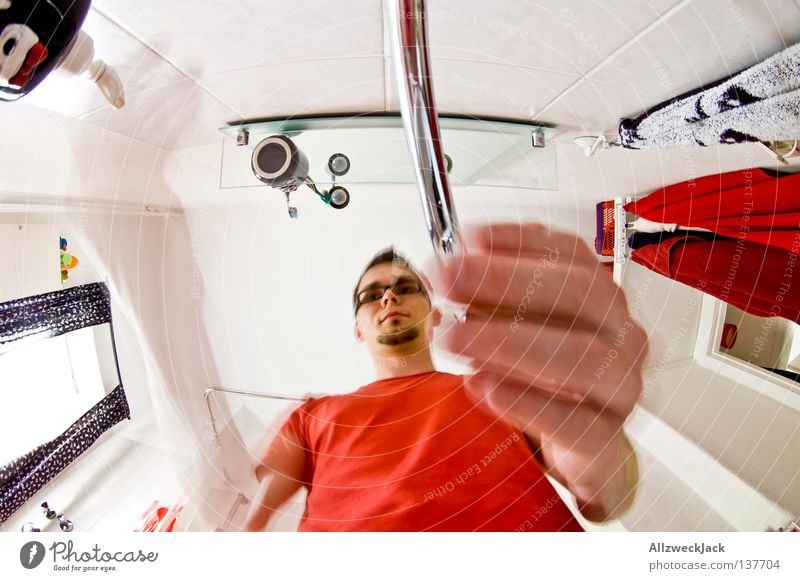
[244, 223, 647, 531]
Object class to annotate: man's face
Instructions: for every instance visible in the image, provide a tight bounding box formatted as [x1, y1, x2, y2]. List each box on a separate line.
[354, 262, 441, 350]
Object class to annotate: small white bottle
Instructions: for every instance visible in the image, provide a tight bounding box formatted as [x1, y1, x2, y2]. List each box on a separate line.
[58, 30, 125, 109]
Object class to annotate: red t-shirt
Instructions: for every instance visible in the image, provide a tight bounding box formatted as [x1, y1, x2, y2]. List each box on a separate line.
[258, 371, 584, 532]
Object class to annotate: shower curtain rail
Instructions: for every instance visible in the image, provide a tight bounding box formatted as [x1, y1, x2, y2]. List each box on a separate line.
[203, 386, 304, 449]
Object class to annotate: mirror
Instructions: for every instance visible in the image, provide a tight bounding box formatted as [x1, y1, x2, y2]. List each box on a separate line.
[0, 323, 120, 467]
[0, 279, 127, 524]
[718, 305, 800, 386]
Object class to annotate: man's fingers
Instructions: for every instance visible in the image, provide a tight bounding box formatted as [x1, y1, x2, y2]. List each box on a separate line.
[440, 318, 644, 417]
[462, 222, 598, 266]
[464, 372, 624, 459]
[427, 253, 630, 332]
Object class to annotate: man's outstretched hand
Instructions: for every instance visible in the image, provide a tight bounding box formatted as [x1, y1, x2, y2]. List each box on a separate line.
[425, 222, 649, 522]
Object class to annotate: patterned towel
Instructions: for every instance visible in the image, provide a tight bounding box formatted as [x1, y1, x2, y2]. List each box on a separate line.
[614, 42, 800, 148]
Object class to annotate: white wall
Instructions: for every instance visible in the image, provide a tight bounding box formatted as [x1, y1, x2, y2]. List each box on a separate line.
[0, 223, 60, 302]
[1, 103, 172, 206]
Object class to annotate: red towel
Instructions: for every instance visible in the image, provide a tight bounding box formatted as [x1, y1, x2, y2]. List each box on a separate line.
[624, 168, 800, 253]
[631, 235, 800, 322]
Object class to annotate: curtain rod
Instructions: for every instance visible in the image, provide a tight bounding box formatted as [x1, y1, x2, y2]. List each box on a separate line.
[0, 192, 182, 217]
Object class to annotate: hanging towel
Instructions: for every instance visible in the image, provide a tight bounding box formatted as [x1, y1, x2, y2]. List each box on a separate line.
[627, 230, 724, 251]
[624, 168, 800, 253]
[630, 235, 800, 323]
[614, 42, 800, 148]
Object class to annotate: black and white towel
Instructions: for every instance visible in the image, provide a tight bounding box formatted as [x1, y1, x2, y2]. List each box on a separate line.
[614, 42, 800, 149]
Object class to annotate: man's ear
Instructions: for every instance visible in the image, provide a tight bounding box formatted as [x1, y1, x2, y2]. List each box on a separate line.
[354, 322, 363, 342]
[432, 306, 443, 328]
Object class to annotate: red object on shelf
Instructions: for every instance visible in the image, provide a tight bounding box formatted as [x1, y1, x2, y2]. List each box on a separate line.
[595, 201, 615, 256]
[136, 501, 182, 532]
[720, 323, 738, 349]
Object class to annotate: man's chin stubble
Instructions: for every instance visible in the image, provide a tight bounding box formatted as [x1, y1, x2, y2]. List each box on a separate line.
[377, 326, 419, 346]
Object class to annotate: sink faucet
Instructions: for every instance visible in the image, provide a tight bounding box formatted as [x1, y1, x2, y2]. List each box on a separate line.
[387, 0, 464, 260]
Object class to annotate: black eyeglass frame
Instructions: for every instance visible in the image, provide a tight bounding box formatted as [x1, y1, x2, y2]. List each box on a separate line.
[353, 276, 429, 314]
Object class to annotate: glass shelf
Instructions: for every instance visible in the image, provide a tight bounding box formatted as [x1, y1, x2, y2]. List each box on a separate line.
[218, 115, 558, 191]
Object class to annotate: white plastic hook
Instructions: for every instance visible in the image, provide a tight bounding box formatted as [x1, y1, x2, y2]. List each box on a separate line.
[573, 135, 609, 157]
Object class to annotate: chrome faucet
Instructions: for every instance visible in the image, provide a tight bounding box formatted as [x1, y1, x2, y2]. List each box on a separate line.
[387, 0, 464, 260]
[388, 0, 467, 322]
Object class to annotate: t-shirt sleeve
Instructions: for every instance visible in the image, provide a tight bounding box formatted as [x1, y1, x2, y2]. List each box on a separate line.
[254, 399, 313, 484]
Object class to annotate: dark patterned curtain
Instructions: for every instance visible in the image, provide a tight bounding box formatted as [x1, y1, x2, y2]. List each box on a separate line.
[0, 282, 113, 345]
[0, 282, 130, 523]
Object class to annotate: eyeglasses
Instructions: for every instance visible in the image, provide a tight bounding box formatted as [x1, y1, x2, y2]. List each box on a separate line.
[355, 277, 426, 312]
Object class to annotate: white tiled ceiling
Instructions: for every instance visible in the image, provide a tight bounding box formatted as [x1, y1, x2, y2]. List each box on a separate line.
[588, 0, 800, 89]
[542, 0, 800, 132]
[18, 0, 800, 149]
[385, 58, 578, 119]
[93, 0, 385, 75]
[198, 58, 387, 120]
[421, 0, 685, 76]
[76, 78, 241, 149]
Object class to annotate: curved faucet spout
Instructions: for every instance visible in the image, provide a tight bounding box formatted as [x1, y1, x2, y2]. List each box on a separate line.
[387, 0, 464, 259]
